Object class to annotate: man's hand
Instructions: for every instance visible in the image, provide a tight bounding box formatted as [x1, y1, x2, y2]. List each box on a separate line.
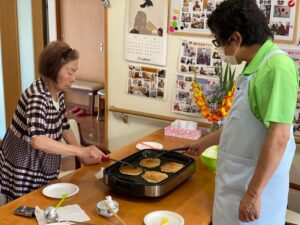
[239, 191, 261, 222]
[183, 128, 222, 156]
[184, 140, 206, 156]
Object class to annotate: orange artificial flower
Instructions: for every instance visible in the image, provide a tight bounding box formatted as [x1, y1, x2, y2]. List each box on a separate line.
[192, 80, 236, 123]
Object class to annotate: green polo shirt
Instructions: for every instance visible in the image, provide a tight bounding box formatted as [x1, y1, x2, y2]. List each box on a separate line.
[242, 39, 299, 127]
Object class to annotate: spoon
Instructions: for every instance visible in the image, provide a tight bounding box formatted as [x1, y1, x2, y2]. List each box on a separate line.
[160, 217, 169, 225]
[44, 193, 68, 223]
[54, 221, 96, 225]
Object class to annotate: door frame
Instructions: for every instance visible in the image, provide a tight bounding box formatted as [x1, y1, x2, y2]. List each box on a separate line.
[55, 0, 109, 147]
[0, 0, 44, 130]
[0, 0, 22, 128]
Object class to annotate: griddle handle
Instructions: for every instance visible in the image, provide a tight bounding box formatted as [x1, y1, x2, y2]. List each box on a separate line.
[104, 156, 143, 168]
[167, 147, 189, 152]
[112, 177, 137, 188]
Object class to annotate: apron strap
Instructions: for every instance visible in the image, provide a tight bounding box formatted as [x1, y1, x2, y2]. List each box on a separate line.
[257, 49, 287, 70]
[243, 49, 288, 77]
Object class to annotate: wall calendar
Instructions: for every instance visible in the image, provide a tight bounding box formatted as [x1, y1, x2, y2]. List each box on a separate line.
[124, 0, 169, 66]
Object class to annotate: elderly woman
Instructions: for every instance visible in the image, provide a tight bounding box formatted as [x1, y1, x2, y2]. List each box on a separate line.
[0, 41, 106, 204]
[185, 0, 298, 224]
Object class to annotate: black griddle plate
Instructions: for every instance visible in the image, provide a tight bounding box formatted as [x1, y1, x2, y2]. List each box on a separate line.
[103, 149, 196, 197]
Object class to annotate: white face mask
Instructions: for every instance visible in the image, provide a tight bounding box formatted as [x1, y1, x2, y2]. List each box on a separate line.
[217, 46, 240, 65]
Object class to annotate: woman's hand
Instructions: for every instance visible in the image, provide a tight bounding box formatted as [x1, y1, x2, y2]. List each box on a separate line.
[239, 191, 261, 222]
[79, 145, 107, 165]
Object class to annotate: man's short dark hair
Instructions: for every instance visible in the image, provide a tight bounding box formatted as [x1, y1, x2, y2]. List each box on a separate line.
[207, 0, 273, 46]
[38, 41, 79, 82]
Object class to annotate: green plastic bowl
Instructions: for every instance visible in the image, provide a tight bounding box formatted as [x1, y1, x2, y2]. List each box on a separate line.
[200, 145, 218, 172]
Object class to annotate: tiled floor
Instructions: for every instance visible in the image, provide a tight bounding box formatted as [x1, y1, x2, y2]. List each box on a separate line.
[60, 104, 105, 171]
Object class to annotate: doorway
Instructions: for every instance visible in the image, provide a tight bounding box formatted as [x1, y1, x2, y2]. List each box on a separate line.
[55, 0, 108, 147]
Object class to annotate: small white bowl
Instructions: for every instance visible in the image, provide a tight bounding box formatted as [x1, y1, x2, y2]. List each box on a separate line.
[96, 200, 119, 217]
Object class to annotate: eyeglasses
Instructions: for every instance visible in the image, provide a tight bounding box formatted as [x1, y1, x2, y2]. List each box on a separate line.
[212, 35, 233, 48]
[212, 39, 220, 48]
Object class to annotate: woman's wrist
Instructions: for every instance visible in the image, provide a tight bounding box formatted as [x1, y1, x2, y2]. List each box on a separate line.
[74, 146, 84, 158]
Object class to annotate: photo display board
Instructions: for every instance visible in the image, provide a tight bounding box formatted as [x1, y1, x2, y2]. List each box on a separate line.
[127, 64, 167, 101]
[169, 0, 299, 43]
[172, 73, 219, 116]
[178, 39, 222, 77]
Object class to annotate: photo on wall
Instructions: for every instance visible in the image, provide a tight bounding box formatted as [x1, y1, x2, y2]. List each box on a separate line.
[127, 64, 167, 101]
[169, 0, 224, 35]
[178, 40, 222, 77]
[172, 73, 219, 116]
[255, 0, 298, 42]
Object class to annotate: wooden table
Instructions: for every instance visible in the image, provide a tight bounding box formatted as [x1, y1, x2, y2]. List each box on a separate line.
[0, 129, 215, 225]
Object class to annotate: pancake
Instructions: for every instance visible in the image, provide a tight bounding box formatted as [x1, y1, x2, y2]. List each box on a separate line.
[140, 158, 161, 168]
[160, 162, 184, 173]
[119, 165, 144, 176]
[142, 171, 168, 183]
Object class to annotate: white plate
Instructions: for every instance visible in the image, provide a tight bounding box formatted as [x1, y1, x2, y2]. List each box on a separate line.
[42, 183, 79, 199]
[136, 142, 164, 150]
[45, 223, 70, 225]
[144, 210, 184, 225]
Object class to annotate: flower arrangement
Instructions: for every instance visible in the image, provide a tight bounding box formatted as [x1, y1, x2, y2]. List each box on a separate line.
[191, 64, 236, 130]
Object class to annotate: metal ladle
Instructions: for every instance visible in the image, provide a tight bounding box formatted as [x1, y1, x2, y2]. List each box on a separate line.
[44, 193, 68, 223]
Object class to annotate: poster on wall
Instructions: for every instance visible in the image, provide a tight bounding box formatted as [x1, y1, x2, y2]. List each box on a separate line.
[178, 39, 222, 77]
[169, 0, 299, 43]
[124, 0, 168, 66]
[127, 64, 167, 100]
[283, 49, 300, 73]
[172, 73, 219, 116]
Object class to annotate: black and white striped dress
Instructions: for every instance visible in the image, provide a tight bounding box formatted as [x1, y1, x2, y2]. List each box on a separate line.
[0, 79, 70, 200]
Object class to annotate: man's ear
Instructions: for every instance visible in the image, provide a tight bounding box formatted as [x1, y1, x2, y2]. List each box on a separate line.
[231, 31, 242, 46]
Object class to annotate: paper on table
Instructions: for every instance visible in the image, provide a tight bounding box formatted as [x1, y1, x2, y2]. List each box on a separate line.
[35, 204, 91, 225]
[95, 167, 105, 180]
[57, 204, 90, 221]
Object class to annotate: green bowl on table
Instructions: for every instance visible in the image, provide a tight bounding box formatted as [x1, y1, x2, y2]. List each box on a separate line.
[200, 145, 218, 172]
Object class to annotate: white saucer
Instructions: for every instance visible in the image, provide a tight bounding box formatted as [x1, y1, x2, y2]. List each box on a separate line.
[144, 210, 184, 225]
[42, 183, 79, 199]
[136, 142, 164, 150]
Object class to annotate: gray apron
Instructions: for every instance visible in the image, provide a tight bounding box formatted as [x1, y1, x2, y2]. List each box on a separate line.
[213, 50, 296, 225]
